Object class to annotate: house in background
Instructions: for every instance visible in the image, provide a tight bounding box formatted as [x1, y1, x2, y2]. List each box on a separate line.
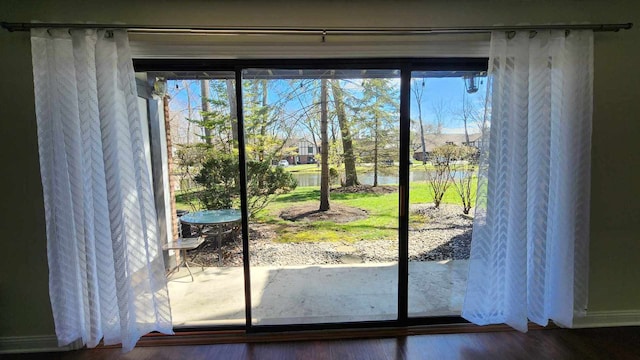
[413, 133, 481, 161]
[283, 138, 318, 165]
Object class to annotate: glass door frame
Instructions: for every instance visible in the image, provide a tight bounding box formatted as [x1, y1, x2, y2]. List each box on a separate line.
[137, 57, 488, 333]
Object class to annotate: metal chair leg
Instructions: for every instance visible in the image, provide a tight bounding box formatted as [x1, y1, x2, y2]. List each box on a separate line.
[184, 257, 194, 282]
[217, 235, 223, 267]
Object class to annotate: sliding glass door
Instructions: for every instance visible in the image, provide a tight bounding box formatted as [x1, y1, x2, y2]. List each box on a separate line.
[162, 73, 247, 326]
[241, 69, 400, 325]
[407, 71, 487, 318]
[142, 58, 487, 330]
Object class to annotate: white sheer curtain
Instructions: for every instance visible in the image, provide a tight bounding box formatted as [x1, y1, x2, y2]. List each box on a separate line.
[31, 28, 173, 351]
[463, 30, 593, 331]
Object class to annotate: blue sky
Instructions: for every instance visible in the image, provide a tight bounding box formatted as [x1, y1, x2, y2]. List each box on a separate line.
[167, 74, 488, 137]
[411, 76, 487, 134]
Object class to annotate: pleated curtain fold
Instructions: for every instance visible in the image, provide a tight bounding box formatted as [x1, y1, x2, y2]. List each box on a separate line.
[463, 30, 593, 331]
[31, 28, 173, 352]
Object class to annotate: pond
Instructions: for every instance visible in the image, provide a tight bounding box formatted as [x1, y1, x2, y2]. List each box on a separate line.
[292, 170, 461, 187]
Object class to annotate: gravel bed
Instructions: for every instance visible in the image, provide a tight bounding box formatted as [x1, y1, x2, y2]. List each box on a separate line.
[187, 204, 473, 267]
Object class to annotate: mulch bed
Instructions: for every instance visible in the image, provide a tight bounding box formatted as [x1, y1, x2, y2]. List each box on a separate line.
[279, 203, 368, 223]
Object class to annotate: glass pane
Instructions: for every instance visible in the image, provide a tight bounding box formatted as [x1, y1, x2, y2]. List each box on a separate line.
[163, 73, 246, 326]
[408, 71, 487, 317]
[242, 69, 400, 325]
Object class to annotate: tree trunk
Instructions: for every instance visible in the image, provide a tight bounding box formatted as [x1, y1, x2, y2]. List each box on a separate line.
[373, 116, 379, 187]
[413, 80, 427, 164]
[419, 119, 427, 164]
[319, 79, 330, 211]
[330, 80, 359, 187]
[462, 91, 470, 145]
[464, 120, 470, 145]
[200, 79, 212, 145]
[417, 102, 426, 165]
[225, 79, 238, 145]
[184, 80, 193, 144]
[259, 80, 268, 161]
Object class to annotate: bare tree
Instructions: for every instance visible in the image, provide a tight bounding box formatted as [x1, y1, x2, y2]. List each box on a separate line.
[241, 79, 305, 162]
[183, 80, 195, 144]
[432, 99, 448, 136]
[475, 92, 490, 141]
[459, 91, 472, 145]
[412, 78, 427, 164]
[287, 79, 321, 161]
[457, 89, 488, 146]
[320, 79, 330, 211]
[166, 80, 200, 144]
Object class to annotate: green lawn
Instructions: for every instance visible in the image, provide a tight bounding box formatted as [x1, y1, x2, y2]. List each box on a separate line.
[175, 179, 477, 243]
[283, 164, 321, 174]
[256, 187, 401, 243]
[175, 189, 201, 211]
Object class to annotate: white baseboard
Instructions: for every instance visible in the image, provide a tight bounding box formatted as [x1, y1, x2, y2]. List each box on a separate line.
[573, 310, 640, 328]
[0, 335, 82, 354]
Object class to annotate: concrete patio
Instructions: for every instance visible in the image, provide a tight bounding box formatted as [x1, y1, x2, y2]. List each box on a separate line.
[167, 260, 468, 327]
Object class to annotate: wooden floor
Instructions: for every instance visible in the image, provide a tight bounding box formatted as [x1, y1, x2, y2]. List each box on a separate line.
[5, 327, 640, 359]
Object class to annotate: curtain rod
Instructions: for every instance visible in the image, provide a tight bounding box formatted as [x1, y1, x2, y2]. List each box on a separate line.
[0, 22, 633, 36]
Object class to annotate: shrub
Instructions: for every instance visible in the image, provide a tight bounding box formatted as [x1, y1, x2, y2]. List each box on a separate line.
[329, 167, 340, 185]
[449, 146, 478, 214]
[426, 144, 458, 208]
[193, 151, 239, 209]
[194, 150, 297, 216]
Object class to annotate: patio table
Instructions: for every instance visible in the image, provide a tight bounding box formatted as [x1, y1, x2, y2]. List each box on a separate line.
[179, 209, 242, 266]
